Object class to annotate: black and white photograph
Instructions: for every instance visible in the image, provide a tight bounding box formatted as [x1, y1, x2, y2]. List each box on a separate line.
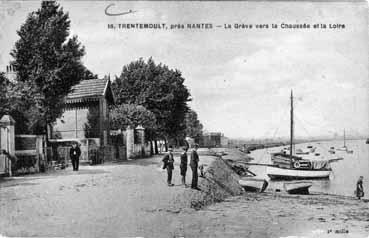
[0, 0, 368, 237]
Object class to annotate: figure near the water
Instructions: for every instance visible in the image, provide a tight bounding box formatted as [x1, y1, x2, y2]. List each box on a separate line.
[180, 146, 188, 187]
[356, 176, 364, 200]
[162, 146, 175, 186]
[190, 144, 200, 190]
[70, 142, 81, 171]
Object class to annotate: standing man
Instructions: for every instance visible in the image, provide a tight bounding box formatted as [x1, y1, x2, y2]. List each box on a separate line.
[180, 146, 188, 187]
[356, 176, 364, 200]
[70, 142, 81, 171]
[162, 146, 174, 186]
[190, 144, 200, 189]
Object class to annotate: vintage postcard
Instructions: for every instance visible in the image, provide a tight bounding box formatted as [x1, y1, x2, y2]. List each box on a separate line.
[0, 0, 368, 237]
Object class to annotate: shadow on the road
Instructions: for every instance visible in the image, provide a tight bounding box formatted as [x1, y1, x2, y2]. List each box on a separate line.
[1, 182, 40, 188]
[0, 168, 109, 186]
[112, 156, 161, 167]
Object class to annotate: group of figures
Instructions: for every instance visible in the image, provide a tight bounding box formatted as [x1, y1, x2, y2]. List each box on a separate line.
[162, 144, 200, 190]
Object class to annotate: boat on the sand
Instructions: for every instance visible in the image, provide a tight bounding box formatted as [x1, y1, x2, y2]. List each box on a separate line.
[239, 177, 268, 192]
[266, 91, 332, 180]
[283, 181, 312, 194]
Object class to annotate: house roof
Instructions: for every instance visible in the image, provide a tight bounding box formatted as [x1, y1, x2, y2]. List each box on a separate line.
[65, 79, 115, 105]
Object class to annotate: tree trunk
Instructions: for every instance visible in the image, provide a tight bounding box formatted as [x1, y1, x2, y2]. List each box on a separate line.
[149, 140, 154, 156]
[45, 123, 50, 147]
[164, 139, 168, 152]
[154, 140, 158, 154]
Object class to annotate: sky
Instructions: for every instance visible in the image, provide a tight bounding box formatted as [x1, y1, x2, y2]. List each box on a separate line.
[0, 0, 368, 139]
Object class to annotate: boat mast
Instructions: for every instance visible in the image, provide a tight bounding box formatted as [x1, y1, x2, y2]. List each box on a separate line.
[344, 129, 346, 147]
[290, 90, 294, 159]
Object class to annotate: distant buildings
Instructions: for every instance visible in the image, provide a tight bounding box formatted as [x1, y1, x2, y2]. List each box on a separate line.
[200, 132, 228, 148]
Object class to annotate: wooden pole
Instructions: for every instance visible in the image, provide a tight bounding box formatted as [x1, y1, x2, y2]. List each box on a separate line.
[75, 109, 78, 138]
[290, 90, 294, 167]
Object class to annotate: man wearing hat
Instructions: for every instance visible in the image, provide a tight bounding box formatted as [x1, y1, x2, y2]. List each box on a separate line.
[70, 142, 81, 171]
[190, 144, 200, 189]
[162, 146, 175, 186]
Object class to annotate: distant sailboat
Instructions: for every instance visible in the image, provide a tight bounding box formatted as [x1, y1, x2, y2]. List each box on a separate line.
[336, 129, 353, 153]
[266, 91, 332, 180]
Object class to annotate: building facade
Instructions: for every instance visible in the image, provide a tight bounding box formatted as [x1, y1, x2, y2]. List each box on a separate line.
[51, 79, 115, 146]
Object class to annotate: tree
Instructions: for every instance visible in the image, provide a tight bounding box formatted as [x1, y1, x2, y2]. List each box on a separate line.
[83, 106, 100, 138]
[0, 73, 11, 116]
[0, 73, 31, 133]
[10, 1, 89, 137]
[185, 109, 203, 143]
[110, 104, 157, 132]
[112, 58, 191, 145]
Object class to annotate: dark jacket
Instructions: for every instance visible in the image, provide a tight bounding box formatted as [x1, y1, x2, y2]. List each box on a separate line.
[70, 146, 81, 159]
[190, 150, 199, 169]
[356, 180, 364, 197]
[162, 152, 174, 170]
[180, 152, 188, 175]
[180, 152, 188, 167]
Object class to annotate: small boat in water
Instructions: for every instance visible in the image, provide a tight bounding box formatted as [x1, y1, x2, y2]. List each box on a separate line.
[267, 166, 331, 180]
[283, 181, 312, 194]
[336, 129, 353, 153]
[239, 177, 268, 193]
[328, 147, 335, 154]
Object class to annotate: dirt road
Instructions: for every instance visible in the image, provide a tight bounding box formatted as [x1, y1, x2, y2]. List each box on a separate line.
[0, 151, 368, 238]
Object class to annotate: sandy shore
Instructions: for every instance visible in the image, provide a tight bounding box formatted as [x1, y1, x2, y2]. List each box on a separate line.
[0, 148, 367, 237]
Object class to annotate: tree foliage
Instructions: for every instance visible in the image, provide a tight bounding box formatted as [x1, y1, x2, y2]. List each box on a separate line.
[83, 106, 100, 138]
[185, 109, 203, 142]
[10, 1, 90, 134]
[112, 58, 191, 141]
[0, 73, 30, 133]
[110, 104, 157, 131]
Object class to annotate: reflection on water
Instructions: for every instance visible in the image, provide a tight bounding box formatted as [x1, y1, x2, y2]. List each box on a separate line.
[248, 139, 369, 198]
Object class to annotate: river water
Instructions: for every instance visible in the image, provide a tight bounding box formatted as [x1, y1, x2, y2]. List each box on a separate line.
[248, 139, 369, 198]
[169, 141, 369, 238]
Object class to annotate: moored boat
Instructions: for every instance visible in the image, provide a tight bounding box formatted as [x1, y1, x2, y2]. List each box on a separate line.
[336, 129, 353, 153]
[267, 166, 330, 180]
[267, 91, 333, 180]
[239, 177, 268, 192]
[283, 181, 313, 194]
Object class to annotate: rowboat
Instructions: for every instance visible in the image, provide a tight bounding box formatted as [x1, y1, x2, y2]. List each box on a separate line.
[283, 181, 313, 194]
[238, 177, 268, 192]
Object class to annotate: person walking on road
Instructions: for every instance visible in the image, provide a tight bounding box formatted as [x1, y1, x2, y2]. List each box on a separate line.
[180, 146, 188, 187]
[356, 176, 364, 200]
[162, 146, 175, 186]
[70, 142, 81, 171]
[190, 144, 200, 190]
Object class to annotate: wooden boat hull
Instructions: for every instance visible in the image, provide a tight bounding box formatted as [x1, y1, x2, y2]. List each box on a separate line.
[239, 178, 268, 192]
[267, 166, 331, 180]
[284, 181, 312, 194]
[336, 147, 347, 151]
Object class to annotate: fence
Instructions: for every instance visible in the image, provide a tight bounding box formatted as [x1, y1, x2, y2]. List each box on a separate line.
[13, 135, 46, 175]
